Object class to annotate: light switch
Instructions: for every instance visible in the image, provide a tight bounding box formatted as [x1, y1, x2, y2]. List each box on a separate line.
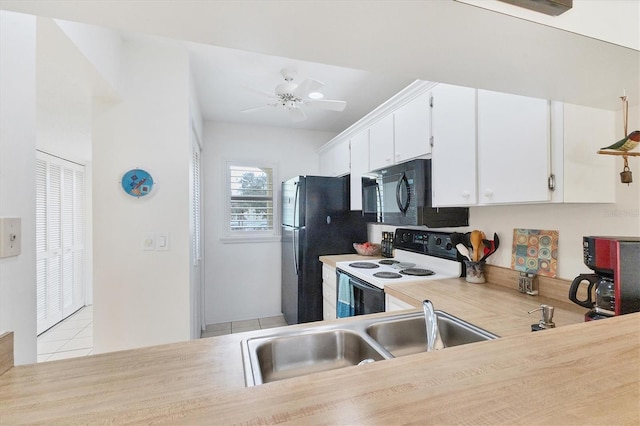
[156, 232, 169, 251]
[0, 218, 21, 258]
[143, 232, 156, 251]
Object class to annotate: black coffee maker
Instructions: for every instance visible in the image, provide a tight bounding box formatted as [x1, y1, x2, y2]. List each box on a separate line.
[569, 236, 640, 321]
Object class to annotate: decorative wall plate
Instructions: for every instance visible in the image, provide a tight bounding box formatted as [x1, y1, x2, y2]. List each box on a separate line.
[511, 228, 559, 277]
[121, 168, 154, 198]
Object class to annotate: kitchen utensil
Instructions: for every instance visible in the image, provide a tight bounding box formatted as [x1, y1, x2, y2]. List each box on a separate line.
[450, 232, 464, 247]
[470, 230, 483, 262]
[479, 233, 500, 262]
[456, 243, 471, 261]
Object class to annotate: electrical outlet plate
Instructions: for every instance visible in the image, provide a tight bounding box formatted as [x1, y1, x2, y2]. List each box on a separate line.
[0, 218, 21, 258]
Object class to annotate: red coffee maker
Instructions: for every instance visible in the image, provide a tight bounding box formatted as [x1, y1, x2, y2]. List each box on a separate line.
[569, 236, 640, 321]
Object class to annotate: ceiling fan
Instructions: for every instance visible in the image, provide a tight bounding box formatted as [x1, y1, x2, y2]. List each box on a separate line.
[241, 67, 347, 122]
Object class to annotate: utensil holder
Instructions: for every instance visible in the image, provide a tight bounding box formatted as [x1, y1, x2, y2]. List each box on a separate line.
[464, 260, 486, 283]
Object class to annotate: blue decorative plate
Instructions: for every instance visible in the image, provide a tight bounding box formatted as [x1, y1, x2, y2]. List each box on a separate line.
[121, 168, 154, 198]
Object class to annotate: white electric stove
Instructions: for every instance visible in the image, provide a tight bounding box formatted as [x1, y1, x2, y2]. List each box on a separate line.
[336, 229, 462, 290]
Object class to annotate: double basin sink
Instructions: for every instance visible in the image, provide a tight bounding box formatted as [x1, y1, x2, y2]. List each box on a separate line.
[241, 310, 499, 386]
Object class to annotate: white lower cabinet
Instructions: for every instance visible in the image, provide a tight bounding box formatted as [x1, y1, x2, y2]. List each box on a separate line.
[322, 264, 337, 320]
[385, 294, 415, 312]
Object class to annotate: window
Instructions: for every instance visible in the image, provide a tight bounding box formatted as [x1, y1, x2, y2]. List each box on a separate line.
[226, 162, 277, 240]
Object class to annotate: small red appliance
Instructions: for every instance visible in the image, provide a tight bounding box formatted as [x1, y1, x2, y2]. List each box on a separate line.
[569, 236, 640, 321]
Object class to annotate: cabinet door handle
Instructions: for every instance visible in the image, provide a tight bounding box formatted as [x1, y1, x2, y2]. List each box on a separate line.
[462, 191, 470, 198]
[484, 189, 494, 198]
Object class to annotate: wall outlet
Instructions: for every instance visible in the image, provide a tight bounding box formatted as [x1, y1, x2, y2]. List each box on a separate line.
[0, 218, 21, 258]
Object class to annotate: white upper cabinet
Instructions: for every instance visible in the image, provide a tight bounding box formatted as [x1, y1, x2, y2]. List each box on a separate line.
[394, 92, 431, 164]
[550, 102, 616, 203]
[350, 130, 369, 210]
[319, 138, 350, 177]
[369, 92, 432, 172]
[368, 114, 395, 171]
[477, 89, 551, 204]
[431, 83, 477, 207]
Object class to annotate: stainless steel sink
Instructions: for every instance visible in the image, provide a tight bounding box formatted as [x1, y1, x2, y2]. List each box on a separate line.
[366, 311, 498, 357]
[245, 329, 385, 385]
[241, 311, 499, 386]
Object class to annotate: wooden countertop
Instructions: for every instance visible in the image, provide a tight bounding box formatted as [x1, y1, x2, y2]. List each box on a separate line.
[2, 254, 638, 424]
[384, 278, 586, 336]
[2, 313, 638, 424]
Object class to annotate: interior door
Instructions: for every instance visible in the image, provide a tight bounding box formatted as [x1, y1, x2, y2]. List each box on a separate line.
[36, 152, 86, 334]
[190, 127, 204, 339]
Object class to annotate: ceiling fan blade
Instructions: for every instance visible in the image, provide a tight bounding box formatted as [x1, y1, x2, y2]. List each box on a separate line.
[289, 107, 307, 122]
[305, 99, 347, 112]
[242, 85, 277, 99]
[241, 104, 274, 113]
[293, 78, 324, 98]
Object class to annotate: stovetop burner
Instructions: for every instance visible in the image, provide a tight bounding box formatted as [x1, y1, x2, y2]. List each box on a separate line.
[349, 262, 380, 269]
[373, 271, 403, 279]
[400, 268, 435, 276]
[378, 259, 399, 266]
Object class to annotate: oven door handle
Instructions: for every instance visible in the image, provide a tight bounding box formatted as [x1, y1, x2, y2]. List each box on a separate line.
[349, 278, 384, 294]
[395, 172, 410, 214]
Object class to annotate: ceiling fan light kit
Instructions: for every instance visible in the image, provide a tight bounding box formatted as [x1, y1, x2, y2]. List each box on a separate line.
[241, 67, 347, 122]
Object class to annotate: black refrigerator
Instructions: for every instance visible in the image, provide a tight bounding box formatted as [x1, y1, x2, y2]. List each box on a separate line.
[281, 175, 368, 324]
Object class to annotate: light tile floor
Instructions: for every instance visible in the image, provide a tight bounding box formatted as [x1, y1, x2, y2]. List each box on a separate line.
[37, 306, 285, 360]
[37, 305, 93, 363]
[201, 315, 288, 338]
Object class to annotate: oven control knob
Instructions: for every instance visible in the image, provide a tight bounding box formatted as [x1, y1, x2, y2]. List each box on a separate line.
[402, 232, 411, 242]
[435, 237, 442, 246]
[446, 242, 453, 250]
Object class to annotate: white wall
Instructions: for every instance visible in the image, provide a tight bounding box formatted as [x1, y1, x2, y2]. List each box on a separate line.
[0, 11, 37, 365]
[202, 122, 335, 324]
[54, 18, 123, 97]
[92, 38, 192, 353]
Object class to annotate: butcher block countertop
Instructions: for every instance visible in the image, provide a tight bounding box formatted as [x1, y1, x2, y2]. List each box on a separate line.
[2, 260, 639, 424]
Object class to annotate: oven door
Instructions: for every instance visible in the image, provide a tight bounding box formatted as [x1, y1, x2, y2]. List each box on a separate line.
[336, 270, 385, 317]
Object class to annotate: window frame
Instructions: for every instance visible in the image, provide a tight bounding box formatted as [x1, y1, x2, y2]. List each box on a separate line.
[222, 160, 280, 243]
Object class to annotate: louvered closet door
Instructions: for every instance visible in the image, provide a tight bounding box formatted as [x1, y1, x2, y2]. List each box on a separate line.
[36, 152, 85, 334]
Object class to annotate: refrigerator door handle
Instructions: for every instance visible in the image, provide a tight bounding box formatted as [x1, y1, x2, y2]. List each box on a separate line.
[293, 182, 300, 228]
[292, 183, 300, 274]
[292, 227, 299, 275]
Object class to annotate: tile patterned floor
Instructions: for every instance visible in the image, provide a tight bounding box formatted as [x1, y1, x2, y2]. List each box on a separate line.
[201, 315, 287, 338]
[37, 305, 93, 363]
[37, 306, 286, 361]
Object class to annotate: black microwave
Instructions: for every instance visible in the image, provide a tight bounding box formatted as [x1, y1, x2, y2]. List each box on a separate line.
[362, 159, 468, 227]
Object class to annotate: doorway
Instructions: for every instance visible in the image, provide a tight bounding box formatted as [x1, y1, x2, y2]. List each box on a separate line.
[35, 151, 86, 335]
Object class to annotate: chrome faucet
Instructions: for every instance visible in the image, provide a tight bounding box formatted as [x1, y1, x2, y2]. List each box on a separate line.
[423, 300, 444, 352]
